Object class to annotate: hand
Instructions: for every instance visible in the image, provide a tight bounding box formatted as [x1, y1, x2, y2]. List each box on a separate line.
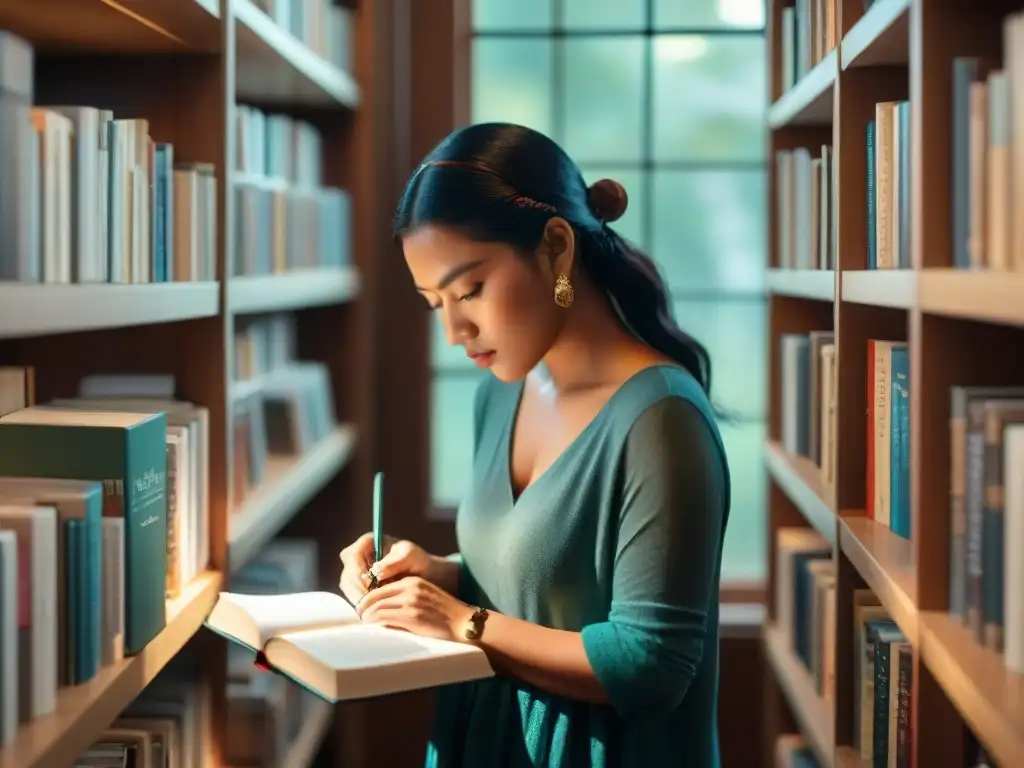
[357, 575, 473, 643]
[337, 533, 434, 606]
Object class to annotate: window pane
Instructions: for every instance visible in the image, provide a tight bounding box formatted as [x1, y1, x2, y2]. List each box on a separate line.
[652, 36, 767, 162]
[671, 297, 767, 420]
[472, 38, 555, 138]
[719, 419, 767, 582]
[431, 312, 477, 371]
[653, 169, 766, 293]
[654, 0, 766, 29]
[473, 0, 552, 30]
[562, 37, 645, 163]
[562, 0, 645, 30]
[432, 374, 485, 506]
[579, 166, 647, 249]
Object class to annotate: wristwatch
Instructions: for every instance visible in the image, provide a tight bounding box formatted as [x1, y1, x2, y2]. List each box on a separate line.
[464, 606, 489, 640]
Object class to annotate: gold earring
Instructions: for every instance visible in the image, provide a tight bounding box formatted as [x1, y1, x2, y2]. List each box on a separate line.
[554, 274, 574, 308]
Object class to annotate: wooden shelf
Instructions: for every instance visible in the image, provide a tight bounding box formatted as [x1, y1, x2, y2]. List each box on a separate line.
[917, 269, 1024, 326]
[835, 746, 866, 767]
[0, 282, 220, 339]
[234, 0, 360, 107]
[840, 0, 910, 70]
[768, 49, 837, 128]
[918, 611, 1024, 768]
[0, 0, 220, 53]
[283, 700, 334, 768]
[764, 440, 836, 544]
[228, 268, 360, 315]
[840, 269, 915, 308]
[229, 425, 358, 572]
[767, 269, 836, 301]
[764, 622, 835, 767]
[0, 571, 222, 768]
[839, 516, 917, 644]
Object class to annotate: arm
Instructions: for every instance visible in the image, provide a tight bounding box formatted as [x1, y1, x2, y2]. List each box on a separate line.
[473, 398, 729, 714]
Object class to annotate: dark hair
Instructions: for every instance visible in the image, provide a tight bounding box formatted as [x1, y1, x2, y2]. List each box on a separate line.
[393, 122, 714, 400]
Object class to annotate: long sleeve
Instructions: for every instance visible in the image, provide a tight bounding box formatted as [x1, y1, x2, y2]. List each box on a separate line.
[580, 396, 729, 719]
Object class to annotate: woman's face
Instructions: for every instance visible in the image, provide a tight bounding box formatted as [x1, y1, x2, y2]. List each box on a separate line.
[402, 224, 564, 382]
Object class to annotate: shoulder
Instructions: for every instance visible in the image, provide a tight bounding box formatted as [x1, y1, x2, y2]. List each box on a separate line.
[610, 366, 730, 486]
[606, 365, 720, 444]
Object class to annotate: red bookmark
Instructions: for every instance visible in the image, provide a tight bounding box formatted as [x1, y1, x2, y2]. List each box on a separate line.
[254, 650, 272, 672]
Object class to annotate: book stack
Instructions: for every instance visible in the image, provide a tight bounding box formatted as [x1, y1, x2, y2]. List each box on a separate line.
[850, 589, 913, 766]
[233, 104, 351, 276]
[774, 145, 836, 270]
[777, 331, 837, 491]
[247, 0, 353, 73]
[78, 655, 210, 765]
[865, 339, 911, 541]
[232, 313, 338, 504]
[775, 528, 835, 703]
[777, 0, 837, 92]
[0, 33, 217, 285]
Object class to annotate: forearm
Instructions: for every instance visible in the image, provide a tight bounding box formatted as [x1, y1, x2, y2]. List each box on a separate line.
[475, 611, 610, 705]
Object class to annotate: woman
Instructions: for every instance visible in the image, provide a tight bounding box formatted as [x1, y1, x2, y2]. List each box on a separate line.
[338, 122, 732, 768]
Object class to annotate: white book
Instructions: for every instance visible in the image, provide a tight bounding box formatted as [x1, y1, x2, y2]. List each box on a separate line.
[0, 504, 57, 721]
[205, 590, 494, 702]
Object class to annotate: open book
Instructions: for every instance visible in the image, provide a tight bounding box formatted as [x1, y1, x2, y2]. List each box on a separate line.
[204, 591, 494, 702]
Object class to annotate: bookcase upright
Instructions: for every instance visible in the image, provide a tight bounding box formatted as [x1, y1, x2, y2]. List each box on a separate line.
[764, 0, 1024, 766]
[0, 0, 385, 765]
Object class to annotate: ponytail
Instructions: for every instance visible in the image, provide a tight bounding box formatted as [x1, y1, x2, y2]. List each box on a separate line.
[581, 225, 712, 397]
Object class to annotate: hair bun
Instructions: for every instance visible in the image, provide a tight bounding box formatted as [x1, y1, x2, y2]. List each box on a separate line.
[587, 178, 628, 223]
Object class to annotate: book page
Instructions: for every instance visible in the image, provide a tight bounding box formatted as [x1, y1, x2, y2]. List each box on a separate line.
[268, 623, 494, 702]
[220, 591, 359, 647]
[279, 623, 477, 669]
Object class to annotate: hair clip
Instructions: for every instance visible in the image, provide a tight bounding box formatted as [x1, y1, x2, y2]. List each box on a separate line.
[512, 196, 557, 212]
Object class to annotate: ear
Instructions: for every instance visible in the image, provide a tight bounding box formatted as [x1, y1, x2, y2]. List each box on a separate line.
[537, 217, 575, 278]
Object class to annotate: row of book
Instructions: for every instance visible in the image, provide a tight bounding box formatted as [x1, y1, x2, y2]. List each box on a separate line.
[778, 330, 836, 494]
[0, 32, 217, 286]
[232, 314, 339, 503]
[778, 332, 911, 542]
[774, 145, 836, 270]
[867, 100, 911, 270]
[775, 527, 914, 766]
[0, 368, 208, 746]
[949, 385, 1024, 674]
[234, 105, 351, 276]
[225, 537, 325, 766]
[777, 0, 836, 93]
[77, 657, 209, 766]
[950, 13, 1024, 272]
[250, 0, 353, 75]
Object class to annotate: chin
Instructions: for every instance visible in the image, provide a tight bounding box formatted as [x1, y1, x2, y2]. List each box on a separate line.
[489, 359, 532, 384]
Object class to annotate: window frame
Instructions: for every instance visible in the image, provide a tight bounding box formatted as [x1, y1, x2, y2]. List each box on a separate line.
[431, 0, 768, 600]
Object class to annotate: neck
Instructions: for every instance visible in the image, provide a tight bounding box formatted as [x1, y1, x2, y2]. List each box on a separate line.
[537, 281, 640, 394]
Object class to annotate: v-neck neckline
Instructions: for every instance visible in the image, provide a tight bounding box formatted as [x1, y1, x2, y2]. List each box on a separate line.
[501, 364, 674, 506]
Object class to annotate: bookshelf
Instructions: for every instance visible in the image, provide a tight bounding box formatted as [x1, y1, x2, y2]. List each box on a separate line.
[0, 0, 378, 765]
[765, 1, 1024, 767]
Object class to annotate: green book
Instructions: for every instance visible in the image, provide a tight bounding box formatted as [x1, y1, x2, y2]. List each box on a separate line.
[0, 406, 168, 654]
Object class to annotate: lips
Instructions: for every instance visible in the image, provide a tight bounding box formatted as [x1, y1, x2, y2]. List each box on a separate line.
[467, 350, 496, 369]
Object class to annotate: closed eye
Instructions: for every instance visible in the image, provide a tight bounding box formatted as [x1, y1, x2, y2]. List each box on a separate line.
[459, 283, 483, 302]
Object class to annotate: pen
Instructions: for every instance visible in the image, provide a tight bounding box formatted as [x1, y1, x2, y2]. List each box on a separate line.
[372, 470, 384, 566]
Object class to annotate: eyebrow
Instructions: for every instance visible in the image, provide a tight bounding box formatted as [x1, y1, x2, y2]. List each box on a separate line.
[415, 259, 485, 293]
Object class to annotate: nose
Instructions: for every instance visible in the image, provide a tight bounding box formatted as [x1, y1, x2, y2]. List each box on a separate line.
[442, 303, 477, 347]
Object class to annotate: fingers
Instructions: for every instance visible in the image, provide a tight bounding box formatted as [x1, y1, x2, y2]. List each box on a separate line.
[339, 532, 375, 572]
[338, 568, 369, 607]
[373, 539, 416, 582]
[356, 575, 422, 616]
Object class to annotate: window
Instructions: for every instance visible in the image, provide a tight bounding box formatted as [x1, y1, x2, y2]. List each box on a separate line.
[431, 0, 769, 585]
